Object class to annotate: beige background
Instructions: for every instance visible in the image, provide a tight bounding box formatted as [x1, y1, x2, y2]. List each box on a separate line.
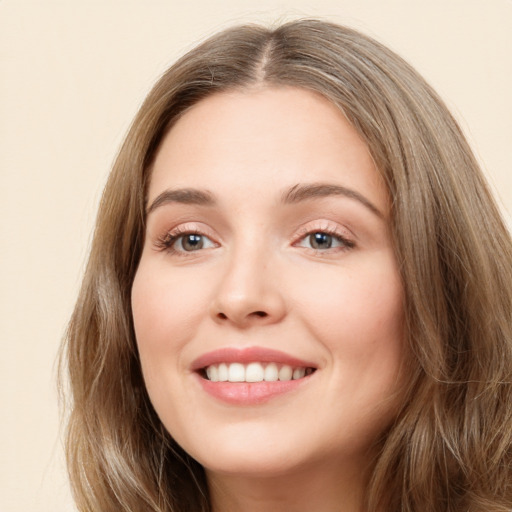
[1, 1, 511, 511]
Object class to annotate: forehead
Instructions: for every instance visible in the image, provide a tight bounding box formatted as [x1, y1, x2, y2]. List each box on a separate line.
[148, 86, 387, 211]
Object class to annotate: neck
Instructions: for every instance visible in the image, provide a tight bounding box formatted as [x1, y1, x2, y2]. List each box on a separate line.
[207, 458, 370, 512]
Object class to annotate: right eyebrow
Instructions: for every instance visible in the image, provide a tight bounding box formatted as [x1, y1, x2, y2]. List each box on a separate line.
[146, 188, 216, 215]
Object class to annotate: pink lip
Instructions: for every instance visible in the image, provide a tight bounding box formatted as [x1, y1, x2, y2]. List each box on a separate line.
[190, 346, 316, 371]
[190, 347, 317, 406]
[195, 376, 310, 405]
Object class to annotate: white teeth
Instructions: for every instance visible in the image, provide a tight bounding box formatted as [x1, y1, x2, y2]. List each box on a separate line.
[264, 362, 279, 382]
[218, 363, 228, 382]
[204, 362, 314, 382]
[293, 367, 306, 380]
[206, 365, 218, 382]
[278, 365, 293, 381]
[228, 363, 245, 382]
[246, 362, 265, 382]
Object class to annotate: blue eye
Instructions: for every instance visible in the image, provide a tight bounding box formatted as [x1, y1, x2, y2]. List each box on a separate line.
[297, 231, 353, 251]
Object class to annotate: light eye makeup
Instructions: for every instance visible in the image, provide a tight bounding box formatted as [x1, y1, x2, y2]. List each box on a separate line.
[292, 223, 356, 254]
[154, 224, 218, 255]
[153, 221, 355, 260]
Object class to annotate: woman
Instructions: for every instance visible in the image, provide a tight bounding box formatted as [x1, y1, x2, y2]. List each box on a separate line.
[62, 19, 512, 512]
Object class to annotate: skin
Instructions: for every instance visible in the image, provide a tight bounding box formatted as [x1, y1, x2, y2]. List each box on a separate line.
[131, 86, 405, 512]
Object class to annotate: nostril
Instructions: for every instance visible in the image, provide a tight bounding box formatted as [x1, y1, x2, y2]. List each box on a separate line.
[214, 310, 269, 322]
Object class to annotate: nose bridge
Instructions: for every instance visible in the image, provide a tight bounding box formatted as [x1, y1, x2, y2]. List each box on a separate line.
[210, 233, 285, 326]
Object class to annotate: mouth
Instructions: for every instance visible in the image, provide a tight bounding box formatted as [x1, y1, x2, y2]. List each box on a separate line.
[191, 347, 318, 404]
[200, 362, 316, 383]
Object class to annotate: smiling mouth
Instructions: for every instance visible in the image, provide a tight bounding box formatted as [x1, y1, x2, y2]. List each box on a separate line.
[201, 362, 316, 383]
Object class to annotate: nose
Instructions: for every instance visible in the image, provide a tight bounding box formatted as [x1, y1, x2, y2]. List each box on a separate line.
[209, 250, 287, 328]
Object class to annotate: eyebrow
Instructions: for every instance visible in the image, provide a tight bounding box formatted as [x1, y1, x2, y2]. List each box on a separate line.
[282, 183, 383, 218]
[146, 188, 215, 214]
[146, 182, 383, 218]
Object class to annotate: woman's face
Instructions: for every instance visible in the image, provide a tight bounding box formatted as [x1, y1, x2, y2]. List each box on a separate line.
[132, 87, 404, 477]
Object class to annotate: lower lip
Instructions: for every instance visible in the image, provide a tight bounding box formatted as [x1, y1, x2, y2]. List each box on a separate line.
[196, 374, 310, 405]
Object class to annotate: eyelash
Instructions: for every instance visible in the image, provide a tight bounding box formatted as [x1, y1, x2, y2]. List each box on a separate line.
[154, 226, 215, 256]
[293, 225, 355, 253]
[154, 225, 355, 256]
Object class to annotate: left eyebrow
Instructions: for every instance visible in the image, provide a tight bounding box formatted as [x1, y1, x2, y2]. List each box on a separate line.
[281, 183, 384, 218]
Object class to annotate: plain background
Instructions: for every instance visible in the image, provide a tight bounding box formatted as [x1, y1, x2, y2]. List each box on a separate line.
[1, 1, 511, 511]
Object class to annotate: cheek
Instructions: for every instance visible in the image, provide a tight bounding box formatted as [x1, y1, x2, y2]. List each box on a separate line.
[131, 260, 209, 363]
[130, 260, 209, 428]
[297, 262, 402, 341]
[291, 256, 405, 393]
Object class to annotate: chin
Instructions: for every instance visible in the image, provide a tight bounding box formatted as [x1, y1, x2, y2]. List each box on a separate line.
[173, 422, 310, 476]
[198, 448, 315, 479]
[173, 418, 371, 480]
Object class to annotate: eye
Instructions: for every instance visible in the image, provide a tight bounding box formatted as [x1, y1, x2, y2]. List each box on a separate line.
[155, 229, 217, 254]
[295, 230, 354, 251]
[172, 233, 216, 252]
[308, 232, 335, 250]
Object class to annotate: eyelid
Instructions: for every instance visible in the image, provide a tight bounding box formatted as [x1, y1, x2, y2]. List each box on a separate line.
[291, 221, 356, 251]
[293, 220, 354, 239]
[153, 222, 220, 253]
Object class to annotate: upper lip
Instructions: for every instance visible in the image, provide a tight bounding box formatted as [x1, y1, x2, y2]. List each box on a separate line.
[190, 346, 317, 371]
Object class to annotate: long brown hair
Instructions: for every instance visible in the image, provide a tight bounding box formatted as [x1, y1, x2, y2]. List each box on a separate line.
[62, 19, 512, 511]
